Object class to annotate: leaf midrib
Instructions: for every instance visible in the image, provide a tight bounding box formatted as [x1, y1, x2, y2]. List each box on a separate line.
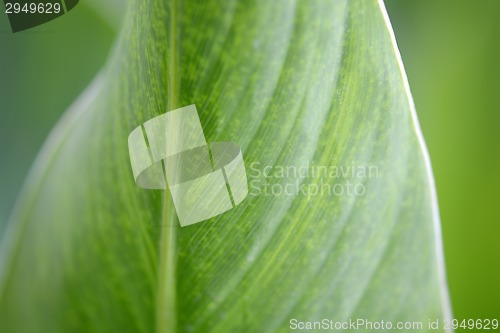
[156, 0, 180, 332]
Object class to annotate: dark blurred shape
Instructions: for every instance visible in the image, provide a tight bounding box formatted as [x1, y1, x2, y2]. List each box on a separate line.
[65, 0, 78, 11]
[4, 0, 79, 33]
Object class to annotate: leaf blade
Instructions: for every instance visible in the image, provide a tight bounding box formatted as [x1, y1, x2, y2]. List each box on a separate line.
[0, 0, 452, 332]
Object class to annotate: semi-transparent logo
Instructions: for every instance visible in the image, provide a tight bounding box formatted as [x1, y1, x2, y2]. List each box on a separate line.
[128, 105, 248, 227]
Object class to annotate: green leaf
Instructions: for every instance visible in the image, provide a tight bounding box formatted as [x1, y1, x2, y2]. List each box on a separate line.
[0, 0, 452, 332]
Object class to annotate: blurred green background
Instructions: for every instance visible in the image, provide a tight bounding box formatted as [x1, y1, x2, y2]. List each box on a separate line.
[0, 0, 498, 328]
[385, 0, 500, 323]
